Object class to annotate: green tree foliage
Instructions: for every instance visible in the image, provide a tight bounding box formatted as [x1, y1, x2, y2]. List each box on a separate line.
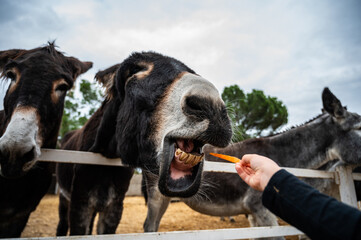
[59, 79, 102, 140]
[222, 85, 288, 141]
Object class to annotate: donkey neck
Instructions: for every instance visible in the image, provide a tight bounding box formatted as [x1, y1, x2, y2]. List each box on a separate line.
[267, 114, 336, 168]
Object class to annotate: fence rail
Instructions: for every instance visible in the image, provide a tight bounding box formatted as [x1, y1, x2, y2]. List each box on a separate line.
[20, 226, 303, 240]
[33, 149, 360, 240]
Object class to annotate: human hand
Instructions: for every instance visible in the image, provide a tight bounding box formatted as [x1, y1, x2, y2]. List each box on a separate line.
[235, 154, 281, 191]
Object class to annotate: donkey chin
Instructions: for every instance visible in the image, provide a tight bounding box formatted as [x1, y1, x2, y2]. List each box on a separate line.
[0, 145, 40, 178]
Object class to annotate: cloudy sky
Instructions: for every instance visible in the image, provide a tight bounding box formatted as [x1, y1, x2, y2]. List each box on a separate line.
[0, 0, 360, 128]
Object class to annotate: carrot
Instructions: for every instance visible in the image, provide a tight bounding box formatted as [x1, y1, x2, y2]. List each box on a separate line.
[209, 152, 241, 163]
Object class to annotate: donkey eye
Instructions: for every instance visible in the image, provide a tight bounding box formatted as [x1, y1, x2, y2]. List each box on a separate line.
[55, 84, 69, 93]
[6, 70, 16, 81]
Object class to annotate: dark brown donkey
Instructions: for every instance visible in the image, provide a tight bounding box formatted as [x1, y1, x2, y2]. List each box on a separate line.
[56, 51, 233, 235]
[0, 42, 92, 238]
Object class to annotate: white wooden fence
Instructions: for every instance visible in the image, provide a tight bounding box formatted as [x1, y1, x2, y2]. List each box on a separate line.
[20, 149, 361, 240]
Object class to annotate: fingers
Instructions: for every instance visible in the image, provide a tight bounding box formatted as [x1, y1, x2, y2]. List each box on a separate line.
[240, 154, 253, 164]
[236, 160, 261, 191]
[241, 162, 253, 175]
[241, 154, 260, 168]
[235, 161, 254, 177]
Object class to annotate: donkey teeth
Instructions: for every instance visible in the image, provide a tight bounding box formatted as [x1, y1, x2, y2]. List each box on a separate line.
[175, 148, 204, 167]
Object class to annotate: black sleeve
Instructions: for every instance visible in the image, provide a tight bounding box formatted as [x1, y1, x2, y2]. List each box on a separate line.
[262, 169, 361, 240]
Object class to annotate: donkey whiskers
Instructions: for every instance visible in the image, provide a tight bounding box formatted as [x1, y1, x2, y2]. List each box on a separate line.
[187, 177, 219, 203]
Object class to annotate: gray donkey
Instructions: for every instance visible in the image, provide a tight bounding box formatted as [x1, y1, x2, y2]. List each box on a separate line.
[143, 87, 361, 240]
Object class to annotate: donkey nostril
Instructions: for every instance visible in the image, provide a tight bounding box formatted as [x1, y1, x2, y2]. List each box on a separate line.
[185, 96, 206, 112]
[183, 95, 212, 121]
[185, 96, 203, 112]
[22, 147, 35, 163]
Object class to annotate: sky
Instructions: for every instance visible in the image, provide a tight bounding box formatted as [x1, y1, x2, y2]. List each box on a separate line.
[0, 0, 360, 128]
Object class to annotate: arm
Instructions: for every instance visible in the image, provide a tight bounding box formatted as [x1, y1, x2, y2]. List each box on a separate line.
[236, 154, 361, 240]
[263, 169, 361, 240]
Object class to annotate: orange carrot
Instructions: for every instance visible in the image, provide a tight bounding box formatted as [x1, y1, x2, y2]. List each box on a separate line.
[209, 152, 241, 163]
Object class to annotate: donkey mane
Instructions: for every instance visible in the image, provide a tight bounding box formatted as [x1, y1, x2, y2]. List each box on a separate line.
[42, 41, 59, 55]
[267, 112, 326, 138]
[33, 41, 68, 58]
[0, 41, 64, 81]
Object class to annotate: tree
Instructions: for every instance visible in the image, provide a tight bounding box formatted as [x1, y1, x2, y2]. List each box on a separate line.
[59, 79, 103, 140]
[222, 85, 288, 142]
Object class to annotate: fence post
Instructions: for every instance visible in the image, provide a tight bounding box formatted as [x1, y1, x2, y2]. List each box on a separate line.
[335, 165, 358, 208]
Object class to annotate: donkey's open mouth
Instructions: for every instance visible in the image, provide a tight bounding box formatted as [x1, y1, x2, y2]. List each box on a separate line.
[171, 139, 204, 179]
[158, 137, 205, 198]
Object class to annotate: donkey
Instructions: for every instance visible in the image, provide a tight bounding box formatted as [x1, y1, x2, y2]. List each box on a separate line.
[56, 51, 233, 235]
[143, 87, 361, 240]
[0, 42, 92, 238]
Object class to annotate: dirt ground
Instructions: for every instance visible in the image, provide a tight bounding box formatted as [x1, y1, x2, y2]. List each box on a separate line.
[21, 195, 298, 239]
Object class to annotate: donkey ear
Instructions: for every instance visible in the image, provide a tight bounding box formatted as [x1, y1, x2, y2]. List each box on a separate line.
[89, 97, 120, 157]
[115, 61, 149, 100]
[95, 63, 121, 85]
[90, 64, 124, 156]
[95, 63, 121, 100]
[322, 87, 346, 118]
[0, 49, 26, 71]
[66, 56, 93, 80]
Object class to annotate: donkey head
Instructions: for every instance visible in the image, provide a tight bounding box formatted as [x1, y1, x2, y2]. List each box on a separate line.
[0, 42, 92, 178]
[92, 52, 232, 197]
[322, 87, 361, 165]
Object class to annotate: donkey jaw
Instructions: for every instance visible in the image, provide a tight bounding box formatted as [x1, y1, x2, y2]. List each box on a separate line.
[158, 137, 204, 198]
[0, 146, 40, 178]
[0, 107, 42, 178]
